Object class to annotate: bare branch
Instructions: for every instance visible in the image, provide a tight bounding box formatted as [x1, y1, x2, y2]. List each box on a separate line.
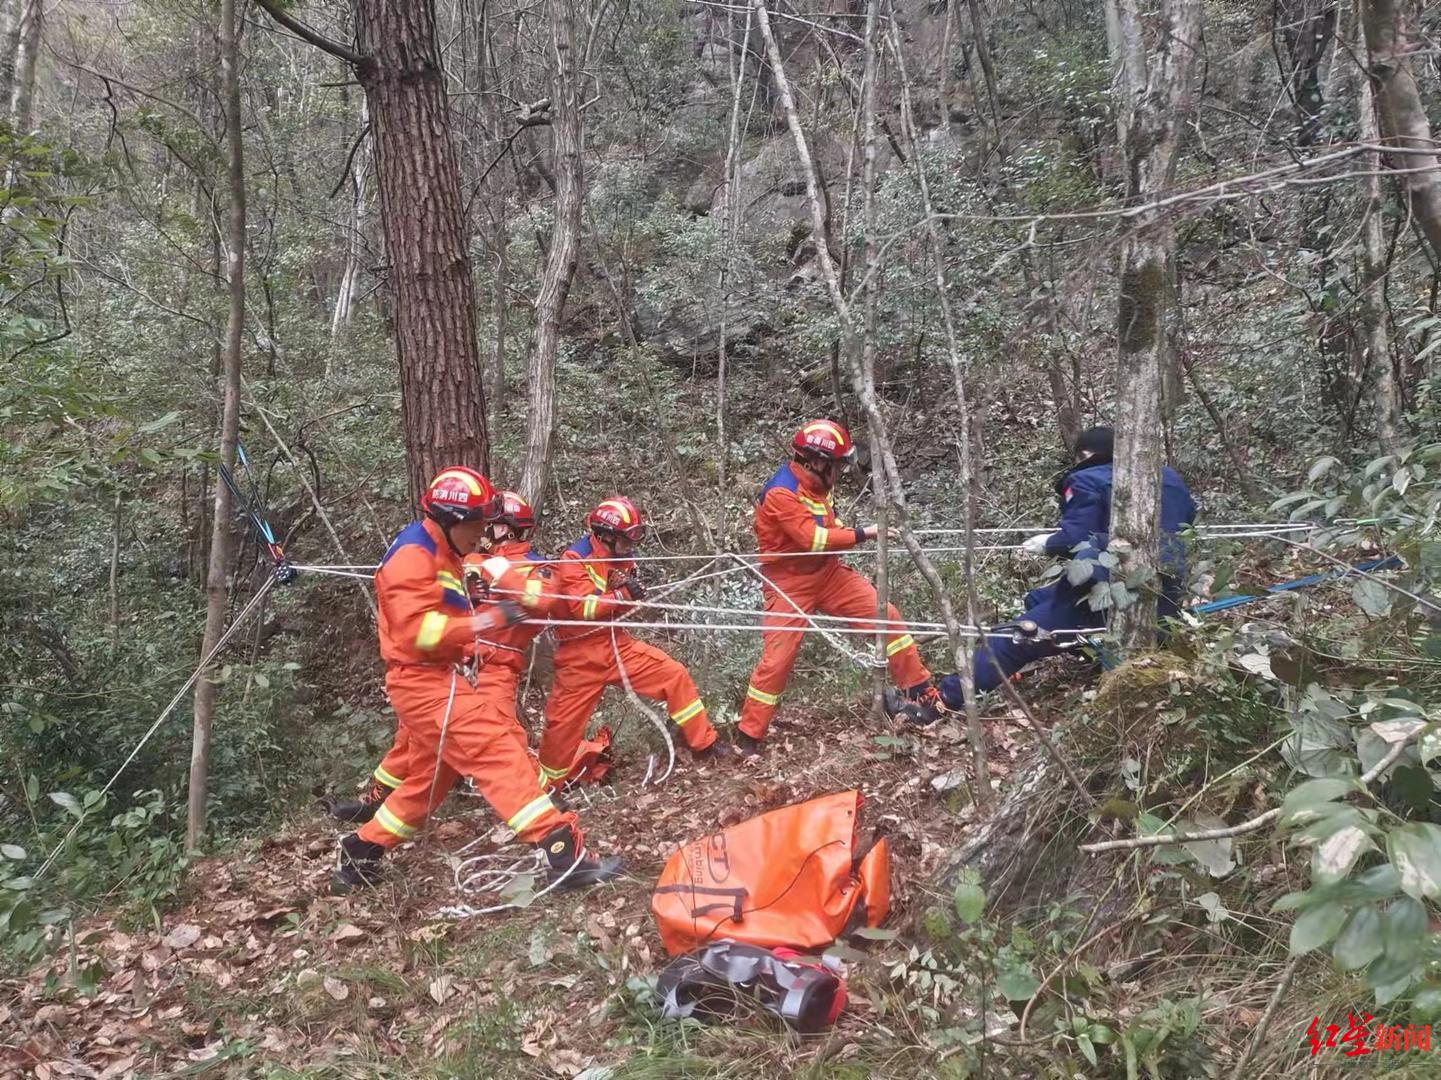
[1080, 726, 1419, 854]
[253, 0, 362, 66]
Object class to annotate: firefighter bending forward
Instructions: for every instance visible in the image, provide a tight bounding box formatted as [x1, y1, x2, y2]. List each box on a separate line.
[328, 491, 548, 824]
[737, 420, 943, 754]
[333, 469, 622, 894]
[536, 497, 737, 788]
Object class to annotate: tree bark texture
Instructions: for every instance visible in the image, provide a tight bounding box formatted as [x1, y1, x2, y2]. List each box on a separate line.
[1110, 0, 1200, 648]
[7, 0, 37, 131]
[518, 0, 584, 507]
[1275, 0, 1336, 146]
[353, 0, 489, 498]
[1360, 0, 1441, 267]
[1358, 74, 1404, 454]
[0, 0, 19, 116]
[187, 0, 246, 851]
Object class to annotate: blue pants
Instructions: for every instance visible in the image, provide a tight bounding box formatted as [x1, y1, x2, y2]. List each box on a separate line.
[938, 584, 1090, 705]
[938, 580, 1183, 705]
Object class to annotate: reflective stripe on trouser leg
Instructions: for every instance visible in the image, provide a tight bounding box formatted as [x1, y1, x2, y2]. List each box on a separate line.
[818, 565, 931, 689]
[612, 636, 716, 751]
[538, 647, 610, 783]
[738, 587, 811, 740]
[356, 759, 459, 850]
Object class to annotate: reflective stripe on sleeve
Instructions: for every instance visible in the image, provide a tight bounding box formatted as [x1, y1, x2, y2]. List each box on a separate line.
[508, 794, 556, 834]
[374, 804, 416, 840]
[523, 577, 544, 607]
[810, 526, 829, 552]
[670, 699, 705, 726]
[746, 684, 779, 706]
[416, 611, 449, 649]
[885, 634, 915, 657]
[582, 595, 600, 619]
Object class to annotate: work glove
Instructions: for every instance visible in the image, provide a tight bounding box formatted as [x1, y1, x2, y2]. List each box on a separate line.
[618, 573, 646, 601]
[1021, 533, 1052, 556]
[860, 525, 900, 543]
[476, 601, 527, 632]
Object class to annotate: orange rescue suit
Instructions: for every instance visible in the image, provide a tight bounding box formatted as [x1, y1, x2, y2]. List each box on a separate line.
[739, 462, 930, 740]
[537, 535, 717, 785]
[356, 521, 572, 849]
[369, 539, 547, 791]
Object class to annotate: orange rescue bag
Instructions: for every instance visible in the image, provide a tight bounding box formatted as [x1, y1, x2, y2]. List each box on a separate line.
[651, 790, 890, 956]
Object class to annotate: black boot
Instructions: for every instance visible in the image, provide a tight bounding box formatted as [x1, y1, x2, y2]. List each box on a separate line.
[326, 777, 394, 825]
[690, 739, 744, 762]
[886, 683, 946, 727]
[539, 824, 624, 891]
[735, 731, 763, 758]
[331, 833, 386, 895]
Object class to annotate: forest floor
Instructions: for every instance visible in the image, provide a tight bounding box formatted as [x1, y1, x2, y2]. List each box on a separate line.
[0, 683, 1051, 1080]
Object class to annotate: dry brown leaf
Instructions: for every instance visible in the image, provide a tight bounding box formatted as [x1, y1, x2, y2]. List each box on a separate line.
[97, 1055, 136, 1080]
[428, 975, 454, 1006]
[329, 923, 365, 945]
[323, 977, 349, 1002]
[162, 924, 201, 950]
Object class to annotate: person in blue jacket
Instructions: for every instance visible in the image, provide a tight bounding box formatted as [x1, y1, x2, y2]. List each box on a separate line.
[937, 426, 1197, 707]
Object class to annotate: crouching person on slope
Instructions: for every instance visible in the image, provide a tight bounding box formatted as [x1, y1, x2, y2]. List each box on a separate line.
[937, 426, 1197, 705]
[333, 469, 622, 894]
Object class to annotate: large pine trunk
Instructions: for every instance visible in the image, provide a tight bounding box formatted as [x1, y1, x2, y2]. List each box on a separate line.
[353, 0, 489, 497]
[518, 0, 584, 507]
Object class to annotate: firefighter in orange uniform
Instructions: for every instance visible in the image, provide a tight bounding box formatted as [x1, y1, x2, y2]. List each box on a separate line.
[328, 491, 547, 824]
[333, 470, 622, 893]
[536, 497, 736, 787]
[737, 421, 943, 754]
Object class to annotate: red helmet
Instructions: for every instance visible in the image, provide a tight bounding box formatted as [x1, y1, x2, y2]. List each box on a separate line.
[421, 466, 502, 526]
[587, 496, 647, 542]
[496, 490, 537, 534]
[792, 419, 856, 462]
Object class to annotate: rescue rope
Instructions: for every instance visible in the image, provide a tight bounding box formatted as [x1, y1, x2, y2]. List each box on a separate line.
[610, 627, 677, 786]
[287, 519, 1334, 575]
[726, 553, 888, 669]
[34, 577, 278, 881]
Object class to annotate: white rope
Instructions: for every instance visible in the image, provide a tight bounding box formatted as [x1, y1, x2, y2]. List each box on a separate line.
[35, 577, 278, 880]
[435, 845, 584, 920]
[727, 553, 887, 670]
[289, 520, 1329, 576]
[610, 628, 676, 786]
[418, 668, 460, 841]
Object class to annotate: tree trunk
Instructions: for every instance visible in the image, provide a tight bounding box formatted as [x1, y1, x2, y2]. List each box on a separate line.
[7, 0, 38, 132]
[1275, 0, 1337, 146]
[0, 0, 19, 114]
[353, 0, 489, 497]
[187, 0, 246, 852]
[1110, 0, 1200, 648]
[964, 0, 1000, 136]
[1360, 0, 1441, 267]
[518, 0, 584, 508]
[1358, 74, 1404, 455]
[329, 102, 370, 352]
